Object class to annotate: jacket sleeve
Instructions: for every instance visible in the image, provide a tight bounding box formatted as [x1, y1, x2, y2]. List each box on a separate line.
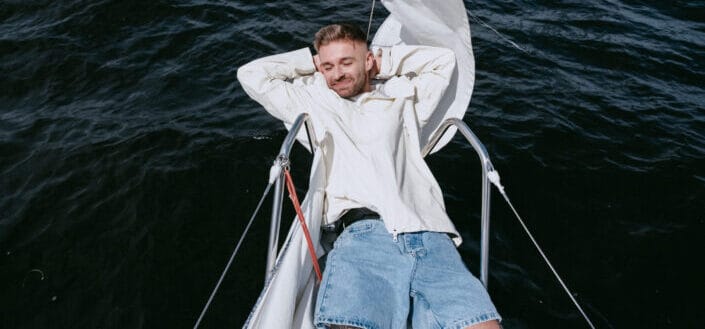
[376, 45, 456, 125]
[236, 47, 318, 124]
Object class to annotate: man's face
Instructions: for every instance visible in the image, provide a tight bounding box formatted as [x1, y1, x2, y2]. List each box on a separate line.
[316, 39, 373, 98]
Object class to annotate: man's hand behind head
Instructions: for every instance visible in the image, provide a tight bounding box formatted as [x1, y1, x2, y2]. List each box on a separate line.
[370, 48, 382, 79]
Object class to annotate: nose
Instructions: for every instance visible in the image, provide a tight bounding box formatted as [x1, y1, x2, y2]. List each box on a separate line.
[332, 67, 344, 81]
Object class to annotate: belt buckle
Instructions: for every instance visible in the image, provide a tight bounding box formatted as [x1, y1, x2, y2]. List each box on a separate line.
[322, 220, 343, 235]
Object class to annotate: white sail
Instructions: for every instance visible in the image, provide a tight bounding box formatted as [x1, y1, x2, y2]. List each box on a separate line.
[243, 149, 326, 329]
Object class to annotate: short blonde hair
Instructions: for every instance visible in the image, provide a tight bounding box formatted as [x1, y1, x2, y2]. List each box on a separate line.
[313, 23, 367, 51]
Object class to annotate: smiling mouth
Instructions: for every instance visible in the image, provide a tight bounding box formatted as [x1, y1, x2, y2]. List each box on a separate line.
[335, 83, 351, 89]
[333, 81, 352, 90]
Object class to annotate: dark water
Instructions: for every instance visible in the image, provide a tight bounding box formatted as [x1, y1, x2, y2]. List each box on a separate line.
[1, 1, 704, 328]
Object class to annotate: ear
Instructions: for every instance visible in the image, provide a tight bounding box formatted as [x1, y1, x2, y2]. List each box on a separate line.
[313, 54, 321, 72]
[365, 50, 374, 71]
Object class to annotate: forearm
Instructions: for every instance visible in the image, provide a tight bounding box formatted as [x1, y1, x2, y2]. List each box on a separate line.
[237, 48, 316, 123]
[375, 45, 455, 82]
[375, 45, 456, 123]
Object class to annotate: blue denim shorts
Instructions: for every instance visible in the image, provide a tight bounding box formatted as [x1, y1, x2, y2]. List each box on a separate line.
[314, 219, 501, 329]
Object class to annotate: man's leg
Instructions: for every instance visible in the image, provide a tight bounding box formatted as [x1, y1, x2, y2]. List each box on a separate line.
[314, 220, 413, 329]
[329, 320, 500, 328]
[466, 320, 501, 329]
[408, 231, 501, 329]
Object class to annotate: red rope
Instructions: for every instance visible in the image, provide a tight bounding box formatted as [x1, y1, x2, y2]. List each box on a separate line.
[283, 168, 323, 283]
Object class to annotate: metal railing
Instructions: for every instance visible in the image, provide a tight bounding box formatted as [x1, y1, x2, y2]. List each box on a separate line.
[266, 114, 495, 288]
[265, 113, 318, 280]
[421, 118, 496, 287]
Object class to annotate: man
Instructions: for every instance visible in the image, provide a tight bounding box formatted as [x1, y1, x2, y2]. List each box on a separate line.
[238, 23, 500, 329]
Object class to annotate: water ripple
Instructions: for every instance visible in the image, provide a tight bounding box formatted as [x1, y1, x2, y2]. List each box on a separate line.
[2, 1, 704, 328]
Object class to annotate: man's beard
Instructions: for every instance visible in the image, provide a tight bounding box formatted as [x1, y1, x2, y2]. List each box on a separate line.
[332, 70, 369, 98]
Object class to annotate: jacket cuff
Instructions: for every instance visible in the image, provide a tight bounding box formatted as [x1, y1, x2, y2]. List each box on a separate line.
[290, 47, 317, 76]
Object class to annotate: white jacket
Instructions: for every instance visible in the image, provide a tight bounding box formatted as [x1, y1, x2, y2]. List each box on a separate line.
[237, 45, 462, 243]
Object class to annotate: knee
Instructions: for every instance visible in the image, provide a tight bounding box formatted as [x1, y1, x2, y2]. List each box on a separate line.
[464, 319, 501, 329]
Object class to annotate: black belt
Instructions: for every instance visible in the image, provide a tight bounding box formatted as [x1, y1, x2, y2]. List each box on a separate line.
[320, 208, 380, 253]
[340, 207, 380, 229]
[322, 207, 380, 235]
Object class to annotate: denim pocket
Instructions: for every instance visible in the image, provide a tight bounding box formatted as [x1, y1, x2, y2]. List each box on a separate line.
[334, 220, 381, 249]
[346, 221, 376, 235]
